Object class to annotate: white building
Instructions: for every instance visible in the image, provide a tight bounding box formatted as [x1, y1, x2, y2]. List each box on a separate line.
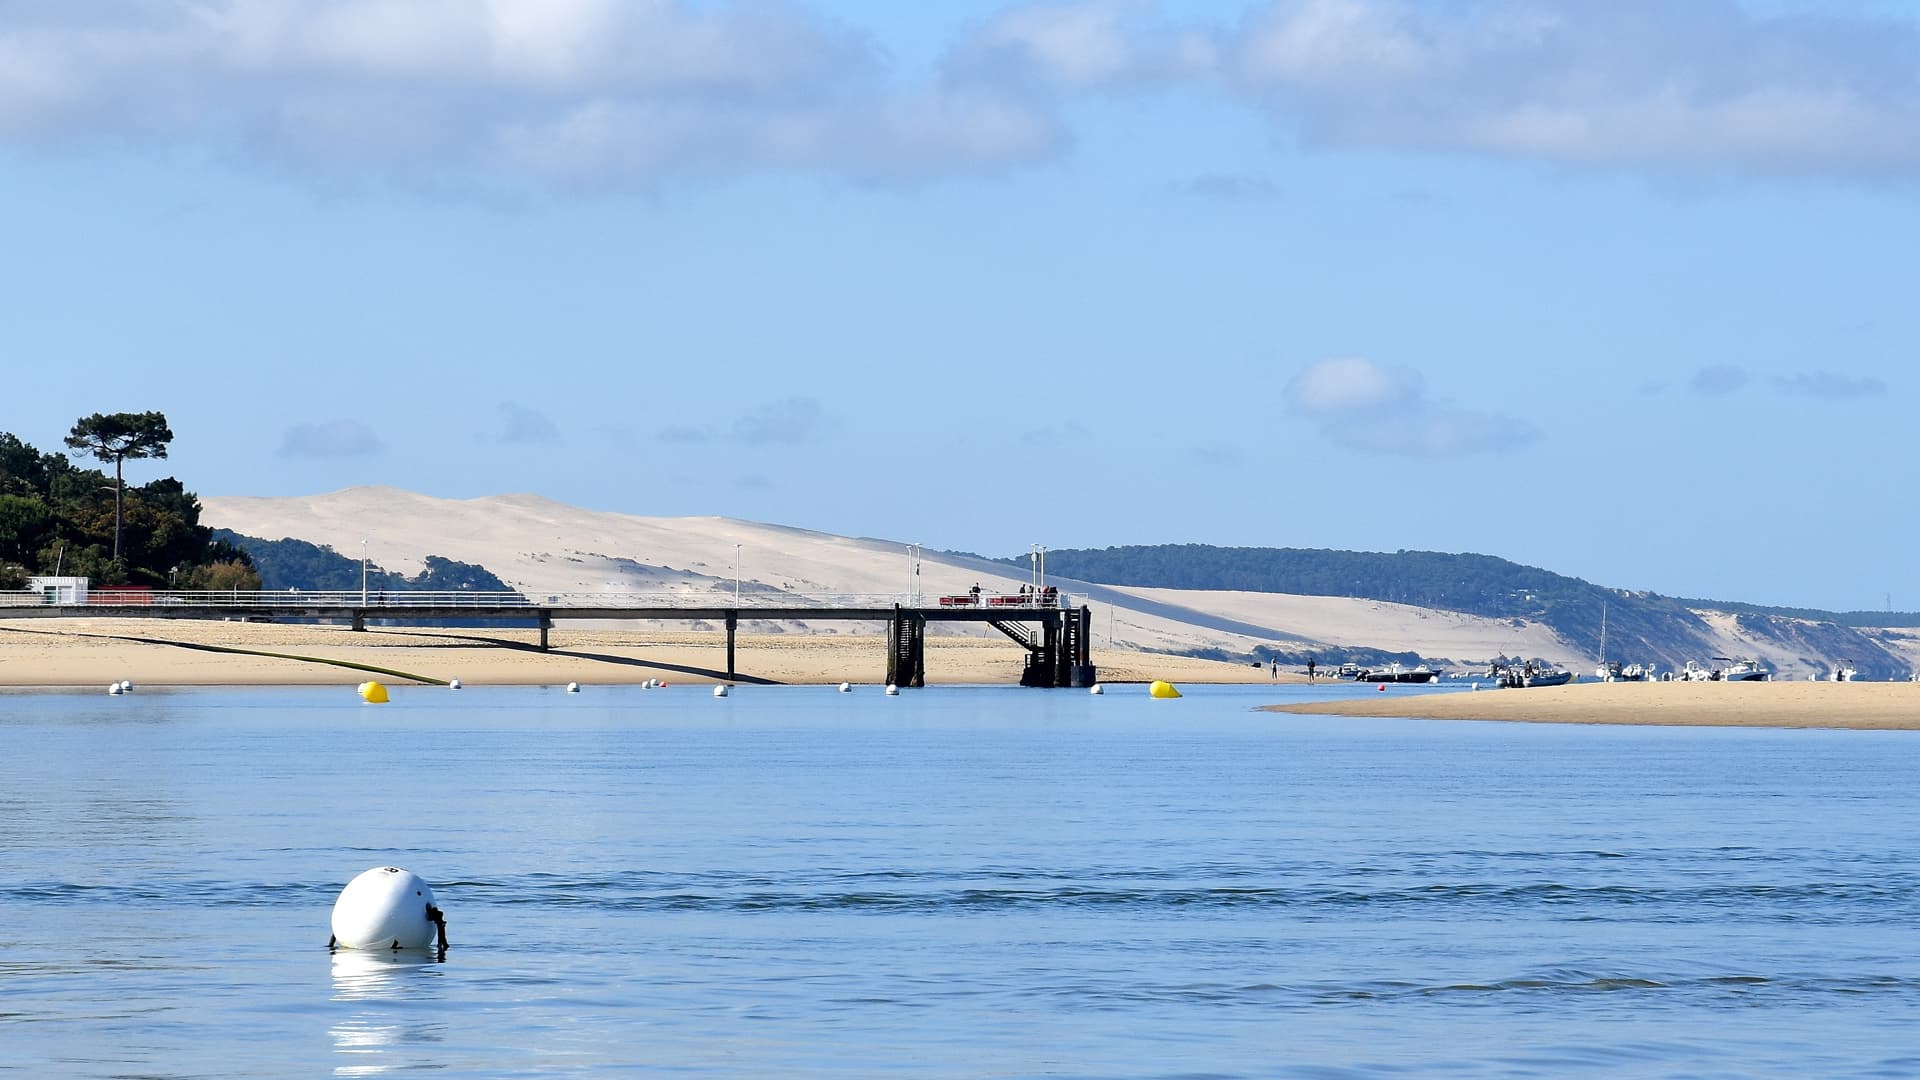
[26, 576, 88, 604]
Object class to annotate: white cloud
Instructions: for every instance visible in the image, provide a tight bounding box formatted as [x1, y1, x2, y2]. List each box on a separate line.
[1690, 364, 1751, 395]
[1772, 371, 1888, 399]
[949, 0, 1920, 181]
[493, 401, 559, 444]
[1230, 0, 1920, 179]
[0, 0, 1058, 183]
[1286, 357, 1538, 457]
[279, 419, 384, 458]
[946, 0, 1216, 90]
[657, 396, 831, 447]
[493, 92, 1060, 184]
[10, 1, 1920, 184]
[1169, 172, 1283, 201]
[1283, 355, 1406, 413]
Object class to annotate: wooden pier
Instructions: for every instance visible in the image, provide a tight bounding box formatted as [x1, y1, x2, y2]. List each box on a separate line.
[0, 589, 1097, 688]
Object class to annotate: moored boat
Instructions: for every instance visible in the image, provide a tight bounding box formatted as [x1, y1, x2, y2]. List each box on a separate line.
[1353, 663, 1439, 684]
[1488, 660, 1573, 688]
[1715, 657, 1772, 682]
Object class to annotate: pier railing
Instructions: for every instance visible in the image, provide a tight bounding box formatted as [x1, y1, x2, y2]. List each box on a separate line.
[0, 589, 1086, 611]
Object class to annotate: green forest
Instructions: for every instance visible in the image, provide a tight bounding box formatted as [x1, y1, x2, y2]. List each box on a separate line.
[0, 414, 256, 591]
[213, 531, 513, 593]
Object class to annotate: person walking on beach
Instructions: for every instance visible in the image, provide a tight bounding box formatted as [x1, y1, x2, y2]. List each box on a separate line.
[1306, 656, 1317, 680]
[1270, 659, 1278, 680]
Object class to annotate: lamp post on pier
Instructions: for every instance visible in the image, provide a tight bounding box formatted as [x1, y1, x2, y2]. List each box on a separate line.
[361, 540, 368, 606]
[733, 543, 741, 606]
[906, 543, 922, 606]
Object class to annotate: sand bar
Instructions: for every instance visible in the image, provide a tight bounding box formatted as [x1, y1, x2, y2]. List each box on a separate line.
[0, 618, 1287, 688]
[1265, 680, 1920, 730]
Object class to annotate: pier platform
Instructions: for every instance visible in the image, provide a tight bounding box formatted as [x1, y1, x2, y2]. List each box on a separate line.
[0, 589, 1097, 688]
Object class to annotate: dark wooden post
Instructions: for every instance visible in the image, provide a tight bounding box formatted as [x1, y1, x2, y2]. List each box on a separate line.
[726, 610, 738, 681]
[886, 607, 927, 688]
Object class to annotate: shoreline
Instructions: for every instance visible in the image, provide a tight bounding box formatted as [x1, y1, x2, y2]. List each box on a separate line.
[1264, 680, 1920, 731]
[0, 618, 1295, 689]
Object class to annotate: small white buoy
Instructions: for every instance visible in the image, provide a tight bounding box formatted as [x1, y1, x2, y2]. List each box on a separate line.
[1090, 683, 1104, 695]
[885, 684, 899, 696]
[566, 682, 580, 693]
[713, 685, 728, 697]
[107, 682, 123, 695]
[119, 680, 133, 692]
[448, 678, 462, 690]
[838, 682, 851, 693]
[330, 866, 443, 951]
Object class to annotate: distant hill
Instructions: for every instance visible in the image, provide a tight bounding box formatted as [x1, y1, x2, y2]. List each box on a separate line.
[992, 545, 1920, 679]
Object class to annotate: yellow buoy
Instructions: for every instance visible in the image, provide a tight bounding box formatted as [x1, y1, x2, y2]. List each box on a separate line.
[1149, 680, 1182, 699]
[359, 681, 389, 704]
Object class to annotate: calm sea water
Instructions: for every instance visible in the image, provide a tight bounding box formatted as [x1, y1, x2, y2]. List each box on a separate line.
[5, 681, 1920, 1078]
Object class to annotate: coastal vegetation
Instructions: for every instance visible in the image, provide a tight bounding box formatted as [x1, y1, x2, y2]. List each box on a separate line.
[212, 531, 512, 593]
[999, 545, 1917, 678]
[0, 420, 256, 591]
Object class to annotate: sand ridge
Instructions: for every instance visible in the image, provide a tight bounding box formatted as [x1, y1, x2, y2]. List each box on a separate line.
[1264, 679, 1920, 730]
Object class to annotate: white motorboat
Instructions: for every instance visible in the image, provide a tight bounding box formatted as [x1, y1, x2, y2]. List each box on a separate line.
[1715, 657, 1772, 682]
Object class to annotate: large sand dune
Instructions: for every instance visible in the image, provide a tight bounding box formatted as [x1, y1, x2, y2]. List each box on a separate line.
[201, 487, 1586, 667]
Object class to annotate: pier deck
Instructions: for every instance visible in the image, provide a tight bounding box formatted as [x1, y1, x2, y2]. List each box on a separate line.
[0, 590, 1097, 687]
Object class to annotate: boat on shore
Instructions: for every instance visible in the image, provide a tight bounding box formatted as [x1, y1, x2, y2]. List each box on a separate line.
[1489, 660, 1573, 688]
[1595, 660, 1655, 682]
[1715, 657, 1772, 682]
[1679, 657, 1772, 682]
[1589, 605, 1654, 682]
[1352, 663, 1439, 684]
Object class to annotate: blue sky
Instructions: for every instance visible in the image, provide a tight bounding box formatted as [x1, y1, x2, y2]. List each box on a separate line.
[2, 0, 1916, 609]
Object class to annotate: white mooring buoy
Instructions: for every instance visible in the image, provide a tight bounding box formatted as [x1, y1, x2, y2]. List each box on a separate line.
[713, 684, 729, 697]
[448, 678, 462, 690]
[119, 680, 134, 692]
[566, 682, 580, 693]
[884, 684, 899, 696]
[330, 866, 445, 951]
[107, 682, 123, 695]
[838, 682, 852, 693]
[1089, 683, 1104, 695]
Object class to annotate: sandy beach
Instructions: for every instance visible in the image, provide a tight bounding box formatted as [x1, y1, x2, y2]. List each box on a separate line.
[1265, 679, 1920, 730]
[0, 617, 1287, 689]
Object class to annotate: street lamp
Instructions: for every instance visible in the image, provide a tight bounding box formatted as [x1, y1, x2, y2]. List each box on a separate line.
[361, 540, 369, 606]
[733, 543, 741, 606]
[906, 543, 921, 605]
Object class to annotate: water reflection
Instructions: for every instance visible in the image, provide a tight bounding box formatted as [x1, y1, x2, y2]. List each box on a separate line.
[329, 950, 448, 1076]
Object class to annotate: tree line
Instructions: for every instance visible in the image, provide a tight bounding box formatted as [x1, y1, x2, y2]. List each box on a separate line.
[213, 531, 513, 593]
[0, 412, 258, 591]
[994, 544, 1919, 675]
[993, 544, 1722, 667]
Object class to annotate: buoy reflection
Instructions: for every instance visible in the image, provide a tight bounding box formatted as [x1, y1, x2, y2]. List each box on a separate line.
[329, 949, 447, 1076]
